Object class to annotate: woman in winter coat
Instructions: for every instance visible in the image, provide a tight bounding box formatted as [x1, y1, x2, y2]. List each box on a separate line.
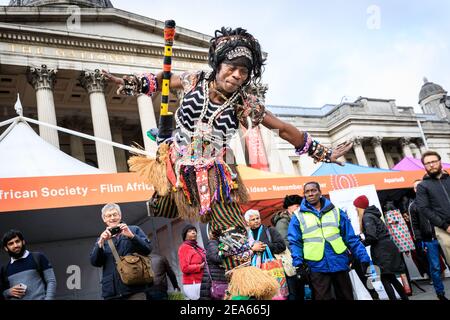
[199, 228, 228, 300]
[178, 224, 205, 300]
[353, 195, 409, 300]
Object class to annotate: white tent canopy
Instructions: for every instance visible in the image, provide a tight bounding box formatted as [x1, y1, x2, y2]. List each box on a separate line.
[0, 120, 103, 178]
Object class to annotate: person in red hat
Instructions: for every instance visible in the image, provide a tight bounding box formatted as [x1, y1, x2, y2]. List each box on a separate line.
[353, 195, 409, 300]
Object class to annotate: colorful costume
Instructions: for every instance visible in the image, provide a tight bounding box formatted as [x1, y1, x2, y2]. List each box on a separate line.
[121, 27, 335, 274]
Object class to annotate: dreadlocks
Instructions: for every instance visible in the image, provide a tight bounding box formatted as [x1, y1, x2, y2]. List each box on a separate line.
[208, 27, 265, 86]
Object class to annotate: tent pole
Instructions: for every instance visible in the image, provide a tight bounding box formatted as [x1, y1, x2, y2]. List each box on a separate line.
[0, 118, 20, 142]
[0, 116, 19, 128]
[21, 116, 154, 157]
[416, 119, 429, 150]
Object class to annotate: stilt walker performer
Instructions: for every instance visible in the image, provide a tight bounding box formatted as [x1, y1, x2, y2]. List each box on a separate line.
[104, 24, 353, 284]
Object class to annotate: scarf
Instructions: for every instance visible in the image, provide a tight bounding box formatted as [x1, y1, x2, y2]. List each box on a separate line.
[184, 240, 206, 258]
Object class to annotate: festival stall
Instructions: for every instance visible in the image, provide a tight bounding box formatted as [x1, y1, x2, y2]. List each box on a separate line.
[393, 156, 450, 171]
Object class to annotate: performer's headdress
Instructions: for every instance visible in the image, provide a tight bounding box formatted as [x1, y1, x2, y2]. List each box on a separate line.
[208, 27, 265, 86]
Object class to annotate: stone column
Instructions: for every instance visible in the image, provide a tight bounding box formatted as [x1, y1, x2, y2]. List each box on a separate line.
[80, 69, 117, 173]
[27, 64, 60, 148]
[111, 117, 128, 173]
[229, 132, 247, 165]
[137, 94, 158, 154]
[400, 137, 413, 158]
[62, 116, 86, 162]
[371, 136, 389, 169]
[417, 139, 428, 155]
[352, 137, 369, 167]
[385, 152, 395, 168]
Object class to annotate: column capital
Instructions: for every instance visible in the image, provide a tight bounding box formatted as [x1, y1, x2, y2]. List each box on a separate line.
[415, 138, 425, 148]
[371, 136, 383, 147]
[79, 69, 106, 94]
[399, 137, 411, 147]
[27, 64, 57, 90]
[352, 136, 364, 146]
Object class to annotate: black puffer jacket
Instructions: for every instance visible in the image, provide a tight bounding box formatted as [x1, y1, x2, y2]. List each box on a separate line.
[362, 206, 406, 275]
[199, 240, 227, 300]
[416, 171, 450, 230]
[408, 199, 436, 242]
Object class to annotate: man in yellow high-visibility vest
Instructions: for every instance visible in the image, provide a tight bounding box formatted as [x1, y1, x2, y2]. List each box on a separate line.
[287, 182, 371, 300]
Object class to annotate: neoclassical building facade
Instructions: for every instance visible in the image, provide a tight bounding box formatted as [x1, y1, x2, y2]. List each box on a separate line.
[266, 79, 450, 176]
[0, 0, 210, 172]
[1, 0, 450, 177]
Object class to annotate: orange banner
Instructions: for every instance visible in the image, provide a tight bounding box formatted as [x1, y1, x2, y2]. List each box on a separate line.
[0, 169, 426, 213]
[244, 170, 425, 201]
[0, 173, 154, 212]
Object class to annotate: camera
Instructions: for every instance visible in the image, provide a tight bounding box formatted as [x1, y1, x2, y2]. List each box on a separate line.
[109, 226, 122, 236]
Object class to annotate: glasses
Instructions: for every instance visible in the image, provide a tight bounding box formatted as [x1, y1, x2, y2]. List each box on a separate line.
[424, 160, 440, 167]
[104, 212, 120, 219]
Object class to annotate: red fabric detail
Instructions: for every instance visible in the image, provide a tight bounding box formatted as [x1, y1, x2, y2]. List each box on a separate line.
[196, 169, 211, 215]
[165, 156, 177, 187]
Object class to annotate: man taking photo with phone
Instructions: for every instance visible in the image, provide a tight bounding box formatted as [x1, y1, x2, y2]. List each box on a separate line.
[1, 229, 56, 300]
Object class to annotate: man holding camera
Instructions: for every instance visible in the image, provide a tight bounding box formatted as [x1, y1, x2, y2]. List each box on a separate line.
[90, 203, 152, 300]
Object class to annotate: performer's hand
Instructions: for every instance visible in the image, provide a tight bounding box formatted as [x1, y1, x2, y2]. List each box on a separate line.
[102, 69, 124, 85]
[330, 141, 353, 166]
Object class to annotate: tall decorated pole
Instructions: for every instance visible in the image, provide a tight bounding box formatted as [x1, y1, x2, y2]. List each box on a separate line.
[157, 20, 176, 142]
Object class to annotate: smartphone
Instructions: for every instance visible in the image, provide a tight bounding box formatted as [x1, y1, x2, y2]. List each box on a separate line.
[18, 283, 27, 291]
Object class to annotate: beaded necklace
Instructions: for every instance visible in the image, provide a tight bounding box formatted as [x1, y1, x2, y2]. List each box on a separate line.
[175, 79, 240, 141]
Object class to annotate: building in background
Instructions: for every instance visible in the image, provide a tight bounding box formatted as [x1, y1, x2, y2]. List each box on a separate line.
[266, 78, 450, 176]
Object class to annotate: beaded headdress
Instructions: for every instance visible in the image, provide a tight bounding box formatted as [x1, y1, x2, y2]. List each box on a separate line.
[208, 27, 265, 85]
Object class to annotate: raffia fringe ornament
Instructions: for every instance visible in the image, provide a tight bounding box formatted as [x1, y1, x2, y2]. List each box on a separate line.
[227, 266, 279, 300]
[127, 143, 171, 196]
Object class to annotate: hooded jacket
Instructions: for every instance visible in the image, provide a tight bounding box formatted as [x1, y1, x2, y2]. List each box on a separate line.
[287, 197, 370, 273]
[361, 205, 405, 274]
[415, 171, 450, 230]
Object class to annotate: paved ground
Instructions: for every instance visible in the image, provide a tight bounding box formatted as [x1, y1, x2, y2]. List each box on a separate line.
[409, 277, 450, 300]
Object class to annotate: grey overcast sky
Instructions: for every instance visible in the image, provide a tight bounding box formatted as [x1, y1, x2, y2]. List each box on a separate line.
[2, 0, 450, 111]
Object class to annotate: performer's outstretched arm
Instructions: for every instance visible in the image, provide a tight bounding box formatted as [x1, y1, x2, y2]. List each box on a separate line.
[262, 110, 353, 165]
[102, 71, 183, 92]
[262, 110, 305, 148]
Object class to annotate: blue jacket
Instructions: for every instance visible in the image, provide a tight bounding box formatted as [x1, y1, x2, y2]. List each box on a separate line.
[90, 225, 152, 299]
[287, 197, 370, 273]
